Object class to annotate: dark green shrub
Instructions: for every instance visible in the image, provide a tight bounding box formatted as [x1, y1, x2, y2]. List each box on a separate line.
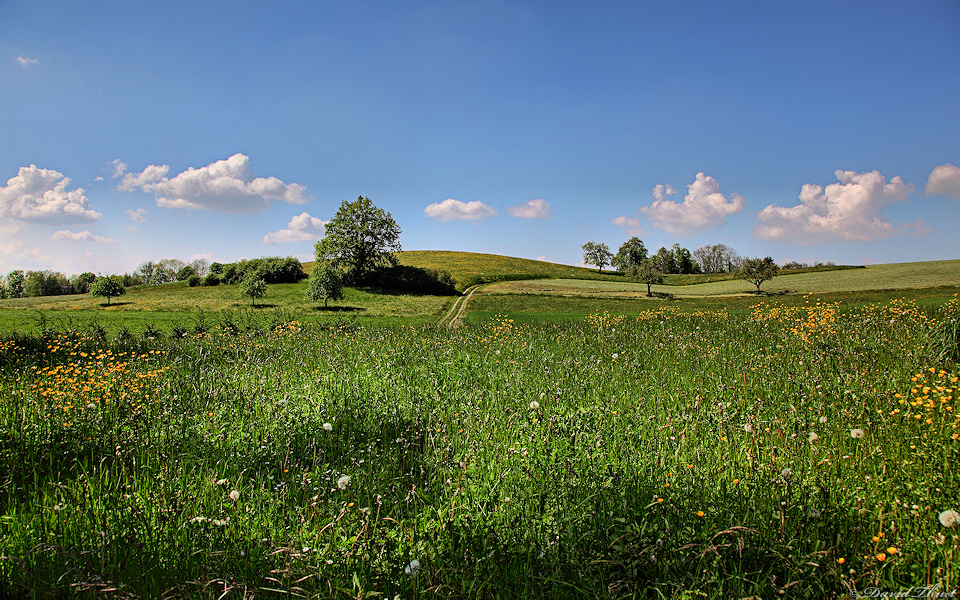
[176, 266, 197, 281]
[359, 265, 457, 295]
[187, 274, 202, 287]
[202, 273, 221, 286]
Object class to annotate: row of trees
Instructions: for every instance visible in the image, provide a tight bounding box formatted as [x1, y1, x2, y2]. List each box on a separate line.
[0, 270, 112, 299]
[582, 239, 745, 275]
[582, 238, 781, 292]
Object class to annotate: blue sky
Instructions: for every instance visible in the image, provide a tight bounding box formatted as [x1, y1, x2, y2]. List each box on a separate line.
[1, 1, 958, 276]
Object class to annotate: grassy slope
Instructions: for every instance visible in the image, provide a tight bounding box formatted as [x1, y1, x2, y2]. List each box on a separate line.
[0, 280, 452, 335]
[1, 254, 957, 334]
[479, 259, 960, 297]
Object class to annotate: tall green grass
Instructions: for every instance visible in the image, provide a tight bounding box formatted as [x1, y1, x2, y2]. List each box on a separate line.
[1, 295, 958, 598]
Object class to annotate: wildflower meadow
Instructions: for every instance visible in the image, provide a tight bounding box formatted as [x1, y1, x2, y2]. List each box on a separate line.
[1, 295, 958, 598]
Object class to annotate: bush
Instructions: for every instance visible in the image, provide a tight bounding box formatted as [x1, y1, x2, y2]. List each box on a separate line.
[358, 265, 457, 295]
[176, 266, 197, 281]
[202, 273, 221, 287]
[222, 264, 238, 284]
[223, 257, 307, 285]
[187, 274, 202, 287]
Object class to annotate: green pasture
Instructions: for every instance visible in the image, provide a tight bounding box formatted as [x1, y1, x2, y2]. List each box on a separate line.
[0, 280, 453, 335]
[481, 259, 960, 298]
[466, 286, 960, 325]
[1, 296, 958, 598]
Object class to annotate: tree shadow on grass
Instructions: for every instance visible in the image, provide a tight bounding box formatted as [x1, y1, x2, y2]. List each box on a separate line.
[309, 305, 364, 313]
[99, 301, 133, 307]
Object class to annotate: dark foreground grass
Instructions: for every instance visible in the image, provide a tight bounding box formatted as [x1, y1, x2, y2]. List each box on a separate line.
[1, 295, 959, 598]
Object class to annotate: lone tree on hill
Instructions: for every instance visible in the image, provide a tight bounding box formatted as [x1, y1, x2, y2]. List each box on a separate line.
[581, 241, 613, 273]
[315, 196, 402, 284]
[90, 275, 126, 305]
[306, 259, 344, 308]
[611, 237, 648, 272]
[737, 256, 780, 292]
[238, 275, 267, 307]
[628, 260, 664, 296]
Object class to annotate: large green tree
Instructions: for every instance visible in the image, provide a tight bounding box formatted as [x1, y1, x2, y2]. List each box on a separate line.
[581, 241, 613, 273]
[611, 237, 648, 272]
[316, 196, 402, 283]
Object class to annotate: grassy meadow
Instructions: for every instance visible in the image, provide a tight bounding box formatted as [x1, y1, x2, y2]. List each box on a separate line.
[1, 256, 959, 598]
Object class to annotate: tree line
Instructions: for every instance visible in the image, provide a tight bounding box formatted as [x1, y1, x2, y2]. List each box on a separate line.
[582, 238, 782, 292]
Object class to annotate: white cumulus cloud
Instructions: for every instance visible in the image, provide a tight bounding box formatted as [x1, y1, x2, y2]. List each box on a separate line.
[263, 212, 327, 243]
[611, 215, 641, 228]
[51, 230, 116, 244]
[640, 173, 745, 235]
[507, 198, 551, 219]
[127, 208, 147, 223]
[0, 165, 102, 222]
[925, 163, 960, 197]
[111, 159, 127, 179]
[754, 169, 917, 243]
[424, 198, 497, 222]
[118, 153, 309, 213]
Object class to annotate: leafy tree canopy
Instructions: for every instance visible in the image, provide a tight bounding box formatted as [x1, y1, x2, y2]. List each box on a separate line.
[581, 241, 613, 273]
[238, 275, 267, 306]
[628, 260, 664, 295]
[316, 196, 402, 283]
[737, 256, 780, 292]
[306, 259, 344, 308]
[611, 237, 648, 272]
[90, 275, 126, 305]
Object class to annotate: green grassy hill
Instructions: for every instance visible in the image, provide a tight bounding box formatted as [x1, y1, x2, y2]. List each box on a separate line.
[1, 253, 957, 334]
[306, 250, 628, 289]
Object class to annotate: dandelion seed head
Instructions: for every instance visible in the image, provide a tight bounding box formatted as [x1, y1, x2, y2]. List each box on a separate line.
[337, 475, 351, 490]
[819, 416, 828, 423]
[939, 509, 960, 528]
[529, 401, 540, 410]
[404, 559, 421, 577]
[808, 432, 818, 443]
[743, 424, 753, 434]
[322, 422, 333, 432]
[781, 468, 793, 479]
[228, 490, 240, 502]
[850, 428, 865, 439]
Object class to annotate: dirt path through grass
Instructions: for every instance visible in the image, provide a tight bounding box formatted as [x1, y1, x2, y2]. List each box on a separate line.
[438, 285, 479, 328]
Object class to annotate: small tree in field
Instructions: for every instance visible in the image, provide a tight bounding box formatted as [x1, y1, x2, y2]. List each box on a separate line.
[90, 276, 126, 305]
[628, 260, 664, 296]
[306, 260, 344, 309]
[581, 241, 613, 273]
[737, 256, 780, 292]
[239, 275, 267, 307]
